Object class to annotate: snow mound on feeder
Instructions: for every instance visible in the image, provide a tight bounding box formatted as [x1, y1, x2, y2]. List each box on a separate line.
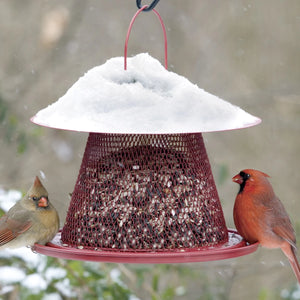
[31, 53, 260, 133]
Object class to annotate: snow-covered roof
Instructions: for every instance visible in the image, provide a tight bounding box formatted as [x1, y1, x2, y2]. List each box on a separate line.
[31, 53, 261, 133]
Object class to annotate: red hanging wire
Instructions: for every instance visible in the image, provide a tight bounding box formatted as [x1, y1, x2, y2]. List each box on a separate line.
[124, 5, 168, 70]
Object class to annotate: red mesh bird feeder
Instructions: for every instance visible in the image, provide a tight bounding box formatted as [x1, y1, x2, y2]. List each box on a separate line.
[31, 5, 260, 263]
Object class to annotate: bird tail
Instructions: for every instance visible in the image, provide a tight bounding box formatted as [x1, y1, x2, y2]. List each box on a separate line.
[287, 247, 300, 284]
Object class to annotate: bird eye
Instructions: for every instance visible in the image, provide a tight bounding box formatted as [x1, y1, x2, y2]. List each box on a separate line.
[240, 171, 250, 180]
[32, 196, 39, 201]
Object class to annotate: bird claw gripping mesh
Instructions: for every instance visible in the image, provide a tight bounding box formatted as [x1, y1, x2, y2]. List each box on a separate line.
[61, 132, 228, 251]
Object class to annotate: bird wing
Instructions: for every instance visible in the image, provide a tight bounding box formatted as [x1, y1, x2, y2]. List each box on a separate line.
[269, 195, 297, 250]
[0, 215, 32, 246]
[273, 224, 297, 250]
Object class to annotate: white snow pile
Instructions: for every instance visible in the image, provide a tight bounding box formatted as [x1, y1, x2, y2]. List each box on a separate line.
[0, 189, 22, 212]
[31, 53, 261, 133]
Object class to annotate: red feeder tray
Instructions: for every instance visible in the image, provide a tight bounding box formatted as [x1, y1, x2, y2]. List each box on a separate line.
[33, 230, 259, 263]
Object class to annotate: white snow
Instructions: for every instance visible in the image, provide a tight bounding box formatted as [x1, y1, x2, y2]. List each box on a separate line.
[292, 288, 300, 299]
[54, 278, 77, 298]
[0, 286, 14, 295]
[0, 189, 22, 212]
[31, 53, 261, 133]
[22, 273, 47, 292]
[175, 286, 186, 296]
[0, 247, 43, 268]
[43, 293, 63, 300]
[0, 266, 26, 283]
[45, 267, 67, 281]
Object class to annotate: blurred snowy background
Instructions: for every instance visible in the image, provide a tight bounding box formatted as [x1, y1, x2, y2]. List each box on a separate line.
[0, 1, 299, 299]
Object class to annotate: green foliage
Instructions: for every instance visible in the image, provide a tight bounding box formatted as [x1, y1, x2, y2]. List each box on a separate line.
[0, 252, 238, 300]
[0, 253, 132, 300]
[216, 164, 230, 186]
[258, 288, 270, 300]
[124, 263, 190, 300]
[0, 208, 5, 216]
[294, 221, 300, 243]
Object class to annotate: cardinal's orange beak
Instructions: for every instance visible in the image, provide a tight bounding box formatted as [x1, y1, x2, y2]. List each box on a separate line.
[232, 174, 243, 184]
[38, 197, 49, 207]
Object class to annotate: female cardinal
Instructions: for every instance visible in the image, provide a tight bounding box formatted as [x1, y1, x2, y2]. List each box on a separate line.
[233, 169, 300, 283]
[0, 176, 59, 249]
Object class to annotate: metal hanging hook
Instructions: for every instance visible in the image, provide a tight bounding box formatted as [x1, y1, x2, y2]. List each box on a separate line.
[124, 5, 168, 70]
[136, 0, 161, 12]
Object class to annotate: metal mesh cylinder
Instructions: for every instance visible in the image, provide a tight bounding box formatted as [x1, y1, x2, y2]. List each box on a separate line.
[61, 133, 228, 251]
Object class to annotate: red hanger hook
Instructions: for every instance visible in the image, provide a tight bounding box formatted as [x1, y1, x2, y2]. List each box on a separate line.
[124, 5, 168, 70]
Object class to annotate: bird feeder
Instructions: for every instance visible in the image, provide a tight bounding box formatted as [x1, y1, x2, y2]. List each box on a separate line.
[31, 6, 260, 263]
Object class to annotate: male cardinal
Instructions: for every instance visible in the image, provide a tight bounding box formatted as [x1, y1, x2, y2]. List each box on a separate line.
[233, 169, 300, 283]
[0, 176, 59, 249]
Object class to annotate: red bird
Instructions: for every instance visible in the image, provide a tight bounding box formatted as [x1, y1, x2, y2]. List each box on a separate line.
[233, 169, 300, 283]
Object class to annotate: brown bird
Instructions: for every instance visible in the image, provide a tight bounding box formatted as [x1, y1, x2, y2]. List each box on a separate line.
[0, 176, 59, 249]
[233, 169, 300, 283]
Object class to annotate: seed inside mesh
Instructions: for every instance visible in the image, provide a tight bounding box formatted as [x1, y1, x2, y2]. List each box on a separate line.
[61, 134, 228, 251]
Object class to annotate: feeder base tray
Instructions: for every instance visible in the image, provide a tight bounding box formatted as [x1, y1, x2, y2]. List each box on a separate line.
[33, 229, 258, 263]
